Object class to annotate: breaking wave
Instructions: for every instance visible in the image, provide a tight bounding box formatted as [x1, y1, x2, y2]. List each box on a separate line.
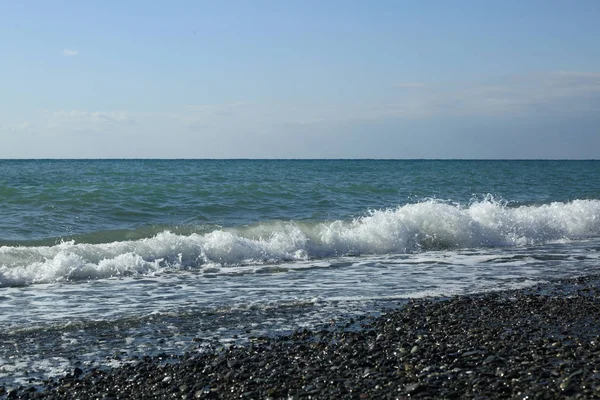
[1, 197, 599, 287]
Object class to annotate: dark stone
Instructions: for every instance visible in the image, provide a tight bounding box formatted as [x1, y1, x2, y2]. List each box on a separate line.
[10, 274, 600, 399]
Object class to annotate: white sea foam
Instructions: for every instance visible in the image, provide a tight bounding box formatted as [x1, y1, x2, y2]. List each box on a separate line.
[1, 198, 599, 287]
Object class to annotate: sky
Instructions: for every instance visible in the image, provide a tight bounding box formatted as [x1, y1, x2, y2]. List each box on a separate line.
[1, 0, 599, 159]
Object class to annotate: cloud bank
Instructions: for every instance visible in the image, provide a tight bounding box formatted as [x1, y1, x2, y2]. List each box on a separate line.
[1, 71, 598, 159]
[382, 71, 600, 119]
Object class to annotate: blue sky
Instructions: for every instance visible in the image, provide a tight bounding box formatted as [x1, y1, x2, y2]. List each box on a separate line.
[1, 1, 599, 158]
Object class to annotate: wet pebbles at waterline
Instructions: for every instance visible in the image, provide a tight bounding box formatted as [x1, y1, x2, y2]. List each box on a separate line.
[6, 274, 600, 399]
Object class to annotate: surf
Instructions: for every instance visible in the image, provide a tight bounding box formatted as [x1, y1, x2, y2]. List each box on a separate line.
[1, 197, 599, 287]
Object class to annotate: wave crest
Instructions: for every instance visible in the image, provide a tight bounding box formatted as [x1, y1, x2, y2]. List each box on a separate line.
[1, 198, 599, 287]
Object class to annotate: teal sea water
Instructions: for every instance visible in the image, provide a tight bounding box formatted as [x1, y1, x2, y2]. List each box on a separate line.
[1, 159, 600, 386]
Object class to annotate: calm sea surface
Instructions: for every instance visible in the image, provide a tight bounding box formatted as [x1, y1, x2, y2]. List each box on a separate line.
[1, 159, 600, 386]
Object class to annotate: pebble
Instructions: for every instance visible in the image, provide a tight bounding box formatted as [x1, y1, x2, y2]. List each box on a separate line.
[9, 274, 600, 399]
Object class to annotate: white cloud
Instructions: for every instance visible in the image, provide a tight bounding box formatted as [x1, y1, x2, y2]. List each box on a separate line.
[1, 121, 31, 132]
[7, 70, 598, 157]
[165, 71, 600, 130]
[42, 110, 135, 133]
[383, 71, 600, 118]
[36, 71, 599, 137]
[393, 82, 427, 88]
[61, 49, 79, 56]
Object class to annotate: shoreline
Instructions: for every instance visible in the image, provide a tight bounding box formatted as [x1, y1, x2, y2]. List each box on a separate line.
[6, 275, 600, 399]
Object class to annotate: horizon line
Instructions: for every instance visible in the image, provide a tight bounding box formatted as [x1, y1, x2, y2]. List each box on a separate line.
[1, 158, 598, 161]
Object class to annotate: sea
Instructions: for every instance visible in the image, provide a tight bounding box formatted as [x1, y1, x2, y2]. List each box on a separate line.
[1, 159, 599, 387]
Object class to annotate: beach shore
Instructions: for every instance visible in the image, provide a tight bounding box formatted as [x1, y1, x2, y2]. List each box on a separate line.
[6, 275, 600, 399]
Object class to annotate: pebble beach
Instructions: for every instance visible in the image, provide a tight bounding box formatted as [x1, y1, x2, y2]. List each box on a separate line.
[5, 274, 600, 399]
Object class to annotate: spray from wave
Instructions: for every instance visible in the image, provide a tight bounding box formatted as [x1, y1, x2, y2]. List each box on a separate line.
[1, 197, 599, 287]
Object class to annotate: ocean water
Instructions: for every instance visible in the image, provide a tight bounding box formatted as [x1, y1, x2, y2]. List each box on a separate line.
[1, 159, 600, 387]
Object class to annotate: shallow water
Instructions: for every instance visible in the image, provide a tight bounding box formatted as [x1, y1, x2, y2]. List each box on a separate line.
[1, 238, 599, 387]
